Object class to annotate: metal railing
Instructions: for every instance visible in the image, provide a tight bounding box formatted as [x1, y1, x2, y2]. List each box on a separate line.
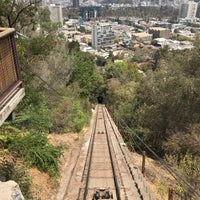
[0, 28, 23, 106]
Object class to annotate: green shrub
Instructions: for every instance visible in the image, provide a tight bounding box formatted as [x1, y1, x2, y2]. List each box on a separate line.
[8, 133, 63, 177]
[0, 156, 32, 199]
[67, 101, 90, 132]
[13, 74, 52, 133]
[11, 162, 32, 199]
[52, 95, 91, 133]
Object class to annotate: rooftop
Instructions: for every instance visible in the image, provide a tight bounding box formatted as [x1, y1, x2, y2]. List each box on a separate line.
[149, 27, 170, 31]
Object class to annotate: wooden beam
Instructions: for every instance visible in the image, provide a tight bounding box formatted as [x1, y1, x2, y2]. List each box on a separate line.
[0, 88, 25, 126]
[0, 28, 15, 39]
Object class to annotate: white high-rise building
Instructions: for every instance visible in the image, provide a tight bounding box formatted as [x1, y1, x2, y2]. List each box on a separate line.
[92, 23, 114, 50]
[49, 5, 63, 25]
[41, 0, 70, 6]
[179, 1, 198, 21]
[187, 1, 198, 18]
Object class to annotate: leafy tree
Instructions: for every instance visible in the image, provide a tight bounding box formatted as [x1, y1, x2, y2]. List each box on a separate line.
[105, 36, 200, 156]
[105, 61, 140, 84]
[38, 7, 61, 34]
[70, 52, 96, 98]
[102, 6, 178, 19]
[67, 101, 89, 132]
[17, 35, 94, 134]
[103, 36, 200, 198]
[0, 0, 40, 30]
[104, 61, 141, 128]
[13, 74, 52, 133]
[50, 84, 91, 133]
[164, 124, 200, 157]
[133, 47, 200, 153]
[67, 41, 80, 54]
[96, 56, 106, 66]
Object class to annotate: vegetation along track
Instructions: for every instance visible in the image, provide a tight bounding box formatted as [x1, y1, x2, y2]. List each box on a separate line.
[64, 104, 155, 200]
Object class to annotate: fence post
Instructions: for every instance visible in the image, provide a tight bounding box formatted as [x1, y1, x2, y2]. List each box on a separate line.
[168, 186, 174, 200]
[142, 151, 146, 177]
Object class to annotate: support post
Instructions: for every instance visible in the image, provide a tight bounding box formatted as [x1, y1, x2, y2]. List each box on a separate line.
[7, 112, 15, 121]
[142, 151, 146, 177]
[168, 186, 174, 200]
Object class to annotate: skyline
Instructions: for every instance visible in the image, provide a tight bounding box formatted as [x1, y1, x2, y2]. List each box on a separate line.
[41, 0, 200, 7]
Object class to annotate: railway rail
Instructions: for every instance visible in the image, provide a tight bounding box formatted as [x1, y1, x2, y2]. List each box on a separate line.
[62, 105, 155, 200]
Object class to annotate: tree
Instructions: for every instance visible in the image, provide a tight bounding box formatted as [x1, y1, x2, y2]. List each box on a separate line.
[96, 56, 106, 66]
[70, 52, 97, 98]
[105, 36, 200, 160]
[105, 61, 140, 84]
[132, 39, 200, 155]
[67, 41, 80, 54]
[104, 61, 141, 124]
[38, 7, 61, 34]
[0, 0, 40, 30]
[13, 73, 52, 133]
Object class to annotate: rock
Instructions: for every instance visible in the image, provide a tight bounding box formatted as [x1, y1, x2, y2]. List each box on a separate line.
[0, 180, 24, 200]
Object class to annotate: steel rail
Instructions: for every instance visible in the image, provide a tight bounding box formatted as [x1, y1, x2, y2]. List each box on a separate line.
[83, 104, 99, 200]
[102, 105, 121, 200]
[67, 105, 150, 199]
[82, 104, 122, 200]
[103, 107, 143, 200]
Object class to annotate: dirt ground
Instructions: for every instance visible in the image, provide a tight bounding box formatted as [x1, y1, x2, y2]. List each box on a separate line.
[29, 130, 86, 200]
[29, 128, 174, 200]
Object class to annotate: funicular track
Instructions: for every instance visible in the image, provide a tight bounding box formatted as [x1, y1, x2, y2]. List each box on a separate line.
[63, 104, 155, 200]
[78, 104, 121, 200]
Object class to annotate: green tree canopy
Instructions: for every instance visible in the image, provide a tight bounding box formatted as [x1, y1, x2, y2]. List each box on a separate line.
[0, 0, 40, 30]
[70, 52, 97, 98]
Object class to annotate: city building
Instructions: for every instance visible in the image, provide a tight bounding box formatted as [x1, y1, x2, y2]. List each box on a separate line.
[149, 27, 171, 39]
[72, 0, 79, 7]
[80, 7, 101, 20]
[41, 0, 70, 6]
[155, 38, 193, 50]
[92, 23, 114, 50]
[196, 2, 200, 18]
[74, 34, 92, 43]
[179, 1, 198, 22]
[48, 5, 63, 25]
[132, 32, 153, 44]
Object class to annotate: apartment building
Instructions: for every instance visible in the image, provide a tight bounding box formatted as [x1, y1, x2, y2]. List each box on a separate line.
[133, 32, 153, 44]
[49, 5, 63, 25]
[149, 27, 171, 39]
[72, 0, 79, 7]
[179, 1, 198, 22]
[197, 3, 200, 18]
[92, 23, 114, 50]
